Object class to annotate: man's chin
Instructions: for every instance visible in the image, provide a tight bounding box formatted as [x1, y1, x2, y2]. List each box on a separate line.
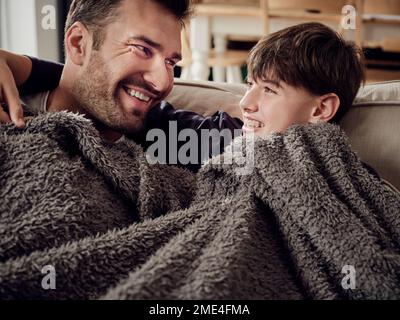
[118, 85, 156, 116]
[117, 114, 148, 137]
[114, 98, 148, 134]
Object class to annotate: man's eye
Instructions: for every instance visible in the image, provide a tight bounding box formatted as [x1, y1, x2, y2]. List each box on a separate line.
[246, 81, 253, 88]
[166, 59, 178, 67]
[130, 45, 152, 58]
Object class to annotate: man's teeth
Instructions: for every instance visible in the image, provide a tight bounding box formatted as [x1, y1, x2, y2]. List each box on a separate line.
[125, 87, 151, 102]
[245, 119, 265, 128]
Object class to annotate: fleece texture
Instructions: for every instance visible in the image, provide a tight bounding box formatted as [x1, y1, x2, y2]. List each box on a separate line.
[0, 112, 399, 300]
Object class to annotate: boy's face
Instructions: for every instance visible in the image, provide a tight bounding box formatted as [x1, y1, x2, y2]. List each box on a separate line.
[239, 77, 319, 137]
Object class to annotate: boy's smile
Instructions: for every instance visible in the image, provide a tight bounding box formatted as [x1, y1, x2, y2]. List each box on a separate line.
[242, 112, 265, 133]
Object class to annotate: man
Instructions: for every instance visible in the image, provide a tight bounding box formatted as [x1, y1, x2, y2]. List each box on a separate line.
[2, 0, 186, 140]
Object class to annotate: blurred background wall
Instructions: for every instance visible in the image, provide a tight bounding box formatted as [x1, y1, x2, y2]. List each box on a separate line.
[0, 0, 70, 62]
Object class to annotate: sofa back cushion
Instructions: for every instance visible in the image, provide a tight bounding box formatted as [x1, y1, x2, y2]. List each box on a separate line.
[340, 81, 400, 190]
[167, 80, 400, 190]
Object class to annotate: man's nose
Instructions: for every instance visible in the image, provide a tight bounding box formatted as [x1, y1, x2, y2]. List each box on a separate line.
[143, 58, 171, 94]
[239, 90, 259, 114]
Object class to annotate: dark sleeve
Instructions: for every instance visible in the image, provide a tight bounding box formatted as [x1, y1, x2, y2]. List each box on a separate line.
[18, 57, 63, 96]
[147, 101, 243, 133]
[140, 102, 243, 172]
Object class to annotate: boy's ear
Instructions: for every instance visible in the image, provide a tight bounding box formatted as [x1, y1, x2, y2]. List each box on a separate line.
[309, 93, 340, 123]
[65, 22, 92, 66]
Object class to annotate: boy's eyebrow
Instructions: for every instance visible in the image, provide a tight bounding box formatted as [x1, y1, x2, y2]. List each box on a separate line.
[127, 35, 182, 61]
[261, 78, 282, 88]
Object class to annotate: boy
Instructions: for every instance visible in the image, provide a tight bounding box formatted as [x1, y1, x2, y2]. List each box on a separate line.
[240, 22, 364, 137]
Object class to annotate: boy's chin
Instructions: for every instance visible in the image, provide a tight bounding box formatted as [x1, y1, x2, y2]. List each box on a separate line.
[242, 125, 271, 137]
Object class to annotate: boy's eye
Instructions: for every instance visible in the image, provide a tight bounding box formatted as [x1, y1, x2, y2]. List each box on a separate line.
[264, 86, 277, 94]
[246, 81, 253, 88]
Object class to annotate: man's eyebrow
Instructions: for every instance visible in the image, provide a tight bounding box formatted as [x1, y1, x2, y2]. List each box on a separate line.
[128, 35, 162, 50]
[128, 35, 182, 61]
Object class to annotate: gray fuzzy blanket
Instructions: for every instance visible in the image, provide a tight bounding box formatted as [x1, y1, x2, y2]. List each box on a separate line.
[0, 112, 399, 300]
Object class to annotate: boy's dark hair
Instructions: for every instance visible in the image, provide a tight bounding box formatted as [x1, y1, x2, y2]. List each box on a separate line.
[65, 0, 192, 50]
[248, 22, 365, 123]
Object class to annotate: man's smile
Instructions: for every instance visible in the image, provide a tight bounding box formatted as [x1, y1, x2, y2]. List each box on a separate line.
[120, 85, 155, 114]
[123, 86, 151, 102]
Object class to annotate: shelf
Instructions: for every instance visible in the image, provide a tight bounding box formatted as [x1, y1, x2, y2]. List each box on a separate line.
[195, 4, 344, 22]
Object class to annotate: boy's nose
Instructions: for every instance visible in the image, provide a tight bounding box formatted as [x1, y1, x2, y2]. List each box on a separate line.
[239, 91, 259, 114]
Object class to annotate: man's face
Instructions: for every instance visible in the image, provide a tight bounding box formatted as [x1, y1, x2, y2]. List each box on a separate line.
[239, 76, 318, 137]
[72, 0, 182, 136]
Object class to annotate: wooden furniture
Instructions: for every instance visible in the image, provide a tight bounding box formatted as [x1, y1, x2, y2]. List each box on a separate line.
[364, 0, 400, 16]
[366, 68, 400, 84]
[362, 0, 400, 52]
[179, 24, 248, 83]
[189, 0, 361, 82]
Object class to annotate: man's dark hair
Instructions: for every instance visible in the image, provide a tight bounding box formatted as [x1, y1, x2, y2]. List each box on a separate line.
[247, 22, 365, 123]
[65, 0, 192, 50]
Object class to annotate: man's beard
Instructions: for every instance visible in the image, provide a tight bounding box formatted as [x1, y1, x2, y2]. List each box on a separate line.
[71, 53, 148, 136]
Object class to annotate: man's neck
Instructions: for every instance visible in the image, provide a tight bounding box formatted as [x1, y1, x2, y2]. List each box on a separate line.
[46, 85, 123, 143]
[47, 85, 81, 114]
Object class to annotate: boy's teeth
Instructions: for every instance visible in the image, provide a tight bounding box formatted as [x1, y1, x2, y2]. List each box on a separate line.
[125, 87, 150, 102]
[246, 119, 265, 128]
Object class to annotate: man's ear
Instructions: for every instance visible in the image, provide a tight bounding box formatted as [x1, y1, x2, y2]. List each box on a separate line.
[65, 22, 92, 66]
[309, 93, 341, 123]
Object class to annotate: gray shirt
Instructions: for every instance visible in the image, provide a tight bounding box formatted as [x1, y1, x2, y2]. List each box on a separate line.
[20, 91, 50, 116]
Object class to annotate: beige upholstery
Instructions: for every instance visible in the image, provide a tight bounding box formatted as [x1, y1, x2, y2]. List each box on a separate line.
[167, 80, 246, 119]
[167, 79, 400, 190]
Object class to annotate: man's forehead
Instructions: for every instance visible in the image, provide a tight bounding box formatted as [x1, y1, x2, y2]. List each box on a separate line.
[115, 1, 182, 45]
[117, 0, 179, 24]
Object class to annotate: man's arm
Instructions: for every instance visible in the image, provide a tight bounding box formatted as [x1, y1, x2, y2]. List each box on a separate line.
[18, 57, 63, 95]
[0, 51, 63, 127]
[0, 50, 32, 126]
[0, 50, 33, 85]
[142, 102, 243, 172]
[147, 101, 243, 133]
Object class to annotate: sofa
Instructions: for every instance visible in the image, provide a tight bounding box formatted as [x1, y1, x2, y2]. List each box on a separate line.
[167, 79, 400, 191]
